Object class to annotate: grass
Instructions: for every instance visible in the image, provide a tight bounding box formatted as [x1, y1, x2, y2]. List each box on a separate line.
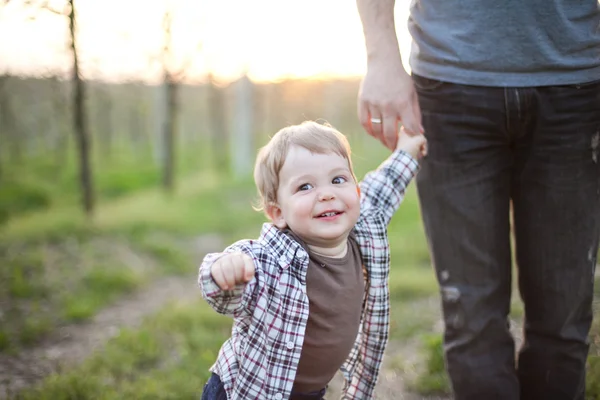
[14, 301, 231, 400]
[411, 334, 450, 395]
[4, 183, 441, 398]
[0, 238, 151, 349]
[0, 146, 270, 349]
[3, 140, 600, 398]
[61, 268, 142, 321]
[0, 167, 264, 351]
[0, 142, 215, 225]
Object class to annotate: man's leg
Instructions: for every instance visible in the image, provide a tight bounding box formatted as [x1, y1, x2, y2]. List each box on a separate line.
[414, 75, 519, 399]
[512, 81, 600, 400]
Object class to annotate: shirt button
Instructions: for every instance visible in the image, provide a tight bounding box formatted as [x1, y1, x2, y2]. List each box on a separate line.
[286, 341, 294, 350]
[274, 393, 283, 400]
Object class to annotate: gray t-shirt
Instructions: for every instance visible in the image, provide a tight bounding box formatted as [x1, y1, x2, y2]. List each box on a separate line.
[408, 0, 600, 86]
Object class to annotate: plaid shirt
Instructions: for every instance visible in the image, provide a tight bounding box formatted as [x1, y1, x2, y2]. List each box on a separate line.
[198, 150, 419, 400]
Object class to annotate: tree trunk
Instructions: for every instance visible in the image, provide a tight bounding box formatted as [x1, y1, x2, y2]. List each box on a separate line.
[231, 75, 253, 180]
[0, 76, 22, 168]
[69, 0, 94, 216]
[207, 75, 228, 173]
[98, 86, 113, 161]
[162, 76, 177, 192]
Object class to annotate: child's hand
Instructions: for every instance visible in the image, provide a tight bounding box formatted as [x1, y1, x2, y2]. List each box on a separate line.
[210, 253, 256, 290]
[396, 127, 428, 160]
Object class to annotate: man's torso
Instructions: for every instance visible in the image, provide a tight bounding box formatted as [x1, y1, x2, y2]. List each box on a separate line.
[408, 0, 600, 86]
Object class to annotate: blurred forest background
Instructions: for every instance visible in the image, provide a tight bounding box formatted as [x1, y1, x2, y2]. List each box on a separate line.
[1, 0, 599, 399]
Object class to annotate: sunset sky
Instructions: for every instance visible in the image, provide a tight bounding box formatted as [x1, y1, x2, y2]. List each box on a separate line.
[0, 0, 413, 83]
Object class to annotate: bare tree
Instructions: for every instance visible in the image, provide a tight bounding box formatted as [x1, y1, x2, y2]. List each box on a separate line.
[21, 0, 94, 216]
[67, 0, 93, 215]
[207, 74, 228, 173]
[231, 74, 254, 180]
[0, 75, 18, 179]
[153, 6, 201, 193]
[157, 9, 178, 193]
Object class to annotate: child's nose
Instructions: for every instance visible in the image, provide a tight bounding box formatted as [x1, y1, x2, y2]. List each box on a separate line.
[318, 191, 335, 201]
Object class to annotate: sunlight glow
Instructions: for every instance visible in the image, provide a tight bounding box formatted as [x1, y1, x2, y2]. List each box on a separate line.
[0, 0, 412, 83]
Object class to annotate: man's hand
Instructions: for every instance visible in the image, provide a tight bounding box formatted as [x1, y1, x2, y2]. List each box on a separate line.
[210, 253, 255, 291]
[358, 63, 423, 150]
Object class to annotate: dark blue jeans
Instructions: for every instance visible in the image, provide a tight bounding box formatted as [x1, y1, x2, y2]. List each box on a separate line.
[200, 373, 327, 400]
[201, 373, 227, 400]
[413, 74, 600, 400]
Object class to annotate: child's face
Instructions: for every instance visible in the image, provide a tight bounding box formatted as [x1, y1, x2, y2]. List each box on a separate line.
[269, 145, 360, 249]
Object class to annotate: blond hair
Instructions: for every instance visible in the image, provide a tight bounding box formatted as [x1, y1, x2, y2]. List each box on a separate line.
[253, 121, 356, 212]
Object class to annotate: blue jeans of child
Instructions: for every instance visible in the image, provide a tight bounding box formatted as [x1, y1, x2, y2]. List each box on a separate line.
[200, 373, 327, 400]
[413, 74, 600, 400]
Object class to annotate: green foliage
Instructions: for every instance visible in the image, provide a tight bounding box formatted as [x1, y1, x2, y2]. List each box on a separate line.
[17, 374, 104, 400]
[0, 330, 10, 351]
[412, 334, 451, 395]
[96, 166, 160, 200]
[0, 179, 51, 224]
[135, 240, 189, 275]
[588, 356, 600, 399]
[4, 138, 600, 399]
[389, 268, 437, 301]
[3, 247, 45, 297]
[62, 268, 143, 322]
[1, 141, 209, 224]
[19, 316, 52, 345]
[388, 297, 438, 340]
[17, 302, 231, 400]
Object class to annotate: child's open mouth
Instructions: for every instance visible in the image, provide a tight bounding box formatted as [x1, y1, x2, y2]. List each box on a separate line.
[316, 211, 343, 219]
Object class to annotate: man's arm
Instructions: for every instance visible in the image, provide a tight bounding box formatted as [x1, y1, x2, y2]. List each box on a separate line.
[357, 0, 401, 66]
[357, 0, 423, 149]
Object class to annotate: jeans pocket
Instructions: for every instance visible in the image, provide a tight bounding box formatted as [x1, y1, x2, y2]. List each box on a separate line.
[562, 78, 600, 90]
[412, 74, 446, 91]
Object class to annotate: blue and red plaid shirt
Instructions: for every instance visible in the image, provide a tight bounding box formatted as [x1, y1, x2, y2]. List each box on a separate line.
[198, 149, 419, 400]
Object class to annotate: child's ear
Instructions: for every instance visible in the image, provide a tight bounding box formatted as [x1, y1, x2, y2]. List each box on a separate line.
[266, 203, 287, 229]
[356, 185, 361, 198]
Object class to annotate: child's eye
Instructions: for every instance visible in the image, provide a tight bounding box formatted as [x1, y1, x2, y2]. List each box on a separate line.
[332, 176, 348, 184]
[298, 183, 313, 191]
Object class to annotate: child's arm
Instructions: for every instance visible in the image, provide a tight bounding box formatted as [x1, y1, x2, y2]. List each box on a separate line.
[359, 130, 425, 224]
[198, 241, 258, 318]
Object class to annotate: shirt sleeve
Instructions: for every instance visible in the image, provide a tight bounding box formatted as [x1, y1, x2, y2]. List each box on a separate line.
[358, 149, 419, 226]
[198, 240, 259, 318]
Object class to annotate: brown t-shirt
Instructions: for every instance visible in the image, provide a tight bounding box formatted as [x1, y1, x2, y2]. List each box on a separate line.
[286, 231, 365, 393]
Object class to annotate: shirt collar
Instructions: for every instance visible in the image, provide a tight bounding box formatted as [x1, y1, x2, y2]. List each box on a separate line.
[257, 223, 308, 270]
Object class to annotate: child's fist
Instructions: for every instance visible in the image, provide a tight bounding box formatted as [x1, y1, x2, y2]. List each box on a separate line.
[396, 127, 428, 160]
[210, 253, 255, 291]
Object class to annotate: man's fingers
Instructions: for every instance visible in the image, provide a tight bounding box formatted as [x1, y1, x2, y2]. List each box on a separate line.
[358, 100, 374, 137]
[382, 115, 398, 150]
[400, 98, 423, 136]
[368, 105, 384, 143]
[412, 94, 424, 133]
[400, 110, 420, 136]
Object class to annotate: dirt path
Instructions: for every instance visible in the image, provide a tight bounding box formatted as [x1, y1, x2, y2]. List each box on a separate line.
[0, 275, 449, 400]
[0, 275, 200, 398]
[0, 233, 224, 399]
[2, 229, 529, 399]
